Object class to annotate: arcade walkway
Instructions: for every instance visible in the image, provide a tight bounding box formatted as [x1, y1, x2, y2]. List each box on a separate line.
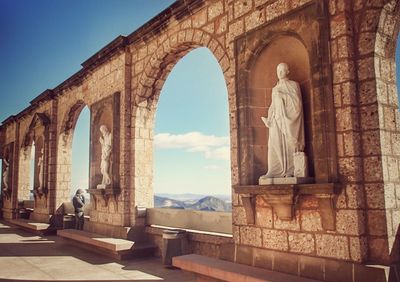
[0, 221, 195, 281]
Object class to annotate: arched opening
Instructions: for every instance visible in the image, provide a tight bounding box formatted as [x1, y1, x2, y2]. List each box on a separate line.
[17, 142, 35, 203]
[56, 101, 89, 208]
[71, 106, 90, 201]
[370, 0, 400, 265]
[29, 141, 35, 199]
[153, 47, 231, 212]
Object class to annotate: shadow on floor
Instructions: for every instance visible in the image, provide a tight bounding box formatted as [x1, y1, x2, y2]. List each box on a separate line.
[0, 221, 195, 282]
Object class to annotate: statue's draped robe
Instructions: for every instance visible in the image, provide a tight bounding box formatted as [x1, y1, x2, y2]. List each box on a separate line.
[265, 79, 304, 178]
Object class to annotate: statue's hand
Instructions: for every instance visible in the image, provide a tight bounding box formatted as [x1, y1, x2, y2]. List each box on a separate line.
[261, 116, 272, 128]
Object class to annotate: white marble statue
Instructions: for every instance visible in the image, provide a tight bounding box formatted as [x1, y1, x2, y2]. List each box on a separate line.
[259, 63, 309, 184]
[37, 148, 44, 189]
[2, 158, 9, 191]
[99, 125, 112, 186]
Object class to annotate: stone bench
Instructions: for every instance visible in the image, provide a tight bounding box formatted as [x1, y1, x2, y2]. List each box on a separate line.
[9, 219, 53, 235]
[173, 254, 321, 282]
[58, 229, 156, 260]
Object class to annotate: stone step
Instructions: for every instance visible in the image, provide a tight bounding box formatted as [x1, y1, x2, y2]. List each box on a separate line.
[57, 229, 156, 260]
[9, 219, 54, 235]
[173, 254, 322, 282]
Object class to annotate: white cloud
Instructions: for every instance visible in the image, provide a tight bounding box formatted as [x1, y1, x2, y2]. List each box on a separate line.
[154, 132, 230, 161]
[205, 146, 230, 160]
[204, 165, 221, 170]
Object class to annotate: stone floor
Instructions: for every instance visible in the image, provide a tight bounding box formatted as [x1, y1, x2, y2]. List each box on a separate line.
[0, 221, 196, 281]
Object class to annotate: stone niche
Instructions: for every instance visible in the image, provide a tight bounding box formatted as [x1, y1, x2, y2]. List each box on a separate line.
[235, 1, 338, 226]
[88, 92, 120, 203]
[23, 113, 50, 199]
[1, 142, 14, 199]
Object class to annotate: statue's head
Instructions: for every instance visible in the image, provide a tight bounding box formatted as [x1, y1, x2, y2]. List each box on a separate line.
[100, 125, 108, 135]
[277, 63, 289, 80]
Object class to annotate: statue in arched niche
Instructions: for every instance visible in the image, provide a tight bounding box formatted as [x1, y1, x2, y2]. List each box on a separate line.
[2, 158, 10, 191]
[37, 148, 44, 189]
[99, 125, 112, 187]
[259, 63, 311, 184]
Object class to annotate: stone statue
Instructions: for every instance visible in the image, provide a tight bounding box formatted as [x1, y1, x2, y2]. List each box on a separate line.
[99, 125, 112, 186]
[259, 63, 310, 184]
[72, 188, 85, 230]
[37, 148, 44, 189]
[3, 158, 9, 191]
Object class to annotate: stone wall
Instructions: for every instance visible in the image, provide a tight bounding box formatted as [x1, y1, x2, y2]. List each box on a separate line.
[0, 0, 399, 278]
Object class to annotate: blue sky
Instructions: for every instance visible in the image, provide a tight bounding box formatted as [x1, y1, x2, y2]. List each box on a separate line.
[0, 0, 231, 196]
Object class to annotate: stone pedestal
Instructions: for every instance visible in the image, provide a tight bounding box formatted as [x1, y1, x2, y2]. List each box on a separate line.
[96, 184, 109, 189]
[259, 176, 313, 185]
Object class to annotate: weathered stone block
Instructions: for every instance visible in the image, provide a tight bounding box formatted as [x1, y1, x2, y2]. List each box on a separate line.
[244, 9, 264, 32]
[332, 60, 355, 83]
[233, 0, 252, 19]
[265, 0, 289, 22]
[358, 56, 375, 81]
[345, 184, 365, 209]
[363, 156, 383, 182]
[274, 210, 300, 231]
[330, 14, 352, 39]
[300, 210, 323, 232]
[215, 15, 228, 34]
[338, 157, 363, 182]
[316, 234, 350, 260]
[240, 226, 262, 247]
[336, 209, 365, 236]
[208, 1, 224, 20]
[255, 206, 273, 228]
[349, 236, 368, 262]
[232, 206, 247, 225]
[288, 232, 315, 254]
[262, 229, 288, 251]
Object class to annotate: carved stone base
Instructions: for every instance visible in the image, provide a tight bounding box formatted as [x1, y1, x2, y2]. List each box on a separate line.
[96, 184, 110, 189]
[259, 176, 314, 185]
[234, 183, 338, 230]
[88, 187, 120, 207]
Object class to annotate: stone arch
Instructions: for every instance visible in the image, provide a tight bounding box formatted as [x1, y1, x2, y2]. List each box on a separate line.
[368, 0, 400, 265]
[135, 28, 232, 109]
[131, 28, 234, 211]
[59, 100, 87, 146]
[18, 113, 50, 208]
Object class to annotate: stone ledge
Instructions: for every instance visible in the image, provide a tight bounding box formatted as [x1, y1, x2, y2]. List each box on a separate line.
[146, 226, 233, 245]
[58, 229, 156, 260]
[9, 219, 52, 235]
[58, 229, 134, 251]
[234, 184, 338, 230]
[173, 254, 321, 282]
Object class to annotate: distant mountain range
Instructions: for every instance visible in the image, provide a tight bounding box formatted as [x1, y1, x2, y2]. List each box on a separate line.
[154, 194, 232, 212]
